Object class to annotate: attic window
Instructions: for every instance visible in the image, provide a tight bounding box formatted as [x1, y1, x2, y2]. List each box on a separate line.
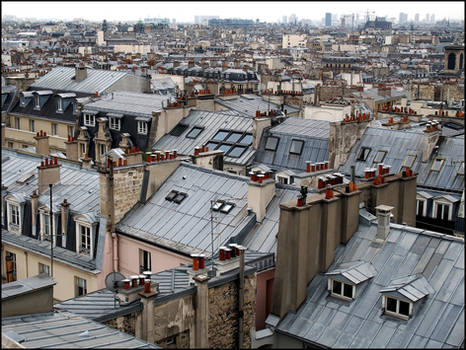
[330, 279, 355, 300]
[212, 200, 224, 211]
[431, 157, 444, 172]
[289, 139, 304, 155]
[186, 126, 204, 139]
[402, 154, 417, 168]
[227, 145, 247, 158]
[373, 150, 387, 164]
[170, 123, 189, 136]
[56, 97, 63, 113]
[34, 94, 40, 109]
[458, 161, 464, 175]
[225, 132, 243, 143]
[265, 136, 279, 151]
[238, 134, 253, 146]
[173, 192, 188, 204]
[383, 296, 411, 319]
[212, 200, 235, 213]
[212, 130, 229, 141]
[165, 190, 178, 201]
[357, 147, 371, 161]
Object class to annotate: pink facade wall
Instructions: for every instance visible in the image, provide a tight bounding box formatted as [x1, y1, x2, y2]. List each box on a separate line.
[96, 230, 117, 290]
[255, 268, 275, 330]
[117, 234, 191, 277]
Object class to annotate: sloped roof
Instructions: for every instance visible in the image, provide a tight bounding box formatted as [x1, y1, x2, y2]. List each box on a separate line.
[380, 274, 435, 302]
[276, 217, 464, 348]
[30, 67, 130, 94]
[326, 260, 377, 285]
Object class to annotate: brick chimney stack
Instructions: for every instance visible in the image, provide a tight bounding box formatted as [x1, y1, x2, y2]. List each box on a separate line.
[34, 130, 50, 156]
[65, 135, 78, 161]
[37, 157, 61, 194]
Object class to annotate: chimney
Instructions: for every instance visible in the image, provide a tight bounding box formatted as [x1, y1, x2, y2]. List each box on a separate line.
[193, 274, 210, 348]
[34, 130, 50, 156]
[37, 157, 61, 194]
[314, 84, 321, 106]
[191, 149, 223, 170]
[31, 190, 39, 237]
[60, 199, 70, 242]
[248, 172, 275, 222]
[125, 146, 143, 166]
[75, 64, 87, 82]
[253, 117, 271, 149]
[119, 133, 132, 153]
[65, 135, 78, 161]
[81, 153, 92, 170]
[421, 122, 441, 162]
[375, 205, 393, 241]
[1, 123, 5, 147]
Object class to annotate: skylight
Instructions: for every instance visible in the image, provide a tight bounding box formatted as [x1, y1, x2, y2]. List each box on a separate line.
[431, 157, 444, 172]
[170, 123, 189, 136]
[212, 130, 229, 141]
[373, 150, 387, 164]
[186, 126, 204, 139]
[289, 139, 304, 155]
[357, 147, 371, 161]
[402, 154, 417, 168]
[265, 136, 279, 151]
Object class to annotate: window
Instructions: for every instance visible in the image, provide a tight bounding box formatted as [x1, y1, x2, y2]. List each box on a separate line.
[20, 94, 25, 107]
[289, 139, 304, 155]
[51, 123, 58, 135]
[373, 150, 387, 164]
[220, 202, 235, 214]
[9, 203, 20, 227]
[8, 142, 13, 148]
[73, 101, 77, 115]
[225, 132, 243, 143]
[383, 296, 411, 318]
[34, 94, 40, 109]
[402, 154, 416, 168]
[80, 143, 86, 156]
[458, 161, 464, 175]
[357, 147, 371, 161]
[15, 117, 20, 130]
[39, 263, 50, 275]
[41, 212, 51, 241]
[416, 199, 426, 217]
[137, 121, 148, 135]
[68, 125, 74, 137]
[170, 123, 189, 136]
[238, 134, 253, 145]
[109, 117, 121, 130]
[227, 145, 246, 158]
[75, 276, 87, 297]
[29, 119, 35, 132]
[431, 158, 444, 172]
[216, 144, 232, 154]
[277, 175, 289, 185]
[212, 130, 229, 141]
[435, 201, 451, 221]
[83, 113, 95, 127]
[78, 224, 91, 256]
[205, 141, 219, 150]
[212, 200, 223, 211]
[330, 279, 354, 299]
[5, 251, 17, 282]
[140, 249, 151, 273]
[99, 144, 106, 156]
[56, 97, 62, 112]
[165, 190, 179, 201]
[173, 192, 188, 204]
[186, 126, 204, 139]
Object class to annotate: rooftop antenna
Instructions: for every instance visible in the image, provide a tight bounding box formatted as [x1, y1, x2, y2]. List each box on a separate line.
[105, 271, 125, 308]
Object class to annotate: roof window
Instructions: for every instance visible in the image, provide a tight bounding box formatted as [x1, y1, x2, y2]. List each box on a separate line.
[238, 134, 253, 146]
[212, 130, 229, 141]
[212, 200, 235, 214]
[457, 161, 464, 175]
[170, 123, 189, 136]
[289, 139, 304, 155]
[227, 145, 247, 158]
[431, 157, 444, 172]
[357, 147, 371, 161]
[373, 150, 387, 164]
[265, 136, 279, 151]
[185, 126, 203, 139]
[165, 190, 187, 204]
[402, 153, 417, 168]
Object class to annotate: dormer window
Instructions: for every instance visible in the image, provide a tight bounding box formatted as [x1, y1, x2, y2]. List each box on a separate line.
[83, 113, 95, 127]
[8, 202, 20, 232]
[20, 94, 25, 107]
[75, 215, 95, 258]
[108, 113, 123, 131]
[289, 139, 304, 155]
[137, 121, 148, 135]
[265, 136, 279, 151]
[330, 279, 355, 300]
[383, 296, 412, 319]
[56, 97, 63, 113]
[34, 94, 40, 109]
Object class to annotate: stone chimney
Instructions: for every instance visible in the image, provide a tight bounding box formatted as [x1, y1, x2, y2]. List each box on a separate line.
[65, 135, 78, 161]
[248, 172, 275, 222]
[75, 64, 87, 82]
[253, 117, 271, 150]
[125, 146, 144, 166]
[37, 157, 61, 194]
[34, 130, 50, 156]
[194, 274, 210, 348]
[60, 199, 70, 240]
[191, 148, 223, 171]
[137, 279, 158, 343]
[314, 84, 321, 106]
[119, 133, 132, 153]
[421, 122, 441, 162]
[81, 154, 93, 170]
[31, 190, 39, 237]
[375, 205, 394, 241]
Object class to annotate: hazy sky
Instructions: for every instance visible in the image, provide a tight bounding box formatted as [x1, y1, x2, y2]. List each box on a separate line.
[2, 1, 464, 23]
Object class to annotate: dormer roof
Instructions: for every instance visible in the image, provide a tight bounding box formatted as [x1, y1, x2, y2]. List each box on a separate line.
[326, 260, 377, 285]
[380, 274, 435, 302]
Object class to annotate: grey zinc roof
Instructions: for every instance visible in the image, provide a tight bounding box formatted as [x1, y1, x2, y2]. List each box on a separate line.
[254, 117, 330, 172]
[2, 273, 55, 300]
[380, 274, 435, 302]
[116, 163, 254, 256]
[83, 91, 165, 118]
[30, 67, 129, 94]
[1, 312, 158, 348]
[416, 137, 464, 193]
[326, 260, 377, 285]
[153, 109, 256, 166]
[338, 126, 425, 178]
[214, 94, 300, 118]
[276, 215, 465, 348]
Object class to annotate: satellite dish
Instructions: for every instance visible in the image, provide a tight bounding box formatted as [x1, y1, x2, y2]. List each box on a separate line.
[105, 272, 125, 292]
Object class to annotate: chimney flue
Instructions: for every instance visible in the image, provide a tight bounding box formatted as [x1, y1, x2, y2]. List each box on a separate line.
[375, 205, 394, 241]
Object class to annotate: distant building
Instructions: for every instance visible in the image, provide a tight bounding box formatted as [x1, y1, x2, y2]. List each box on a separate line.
[364, 17, 392, 30]
[208, 18, 254, 27]
[325, 12, 332, 27]
[399, 12, 408, 25]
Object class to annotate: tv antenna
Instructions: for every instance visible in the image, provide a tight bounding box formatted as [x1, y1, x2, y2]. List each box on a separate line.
[105, 271, 125, 308]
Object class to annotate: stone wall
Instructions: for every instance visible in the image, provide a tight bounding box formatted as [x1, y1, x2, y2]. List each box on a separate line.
[113, 165, 145, 223]
[104, 312, 138, 336]
[408, 83, 464, 101]
[208, 274, 256, 349]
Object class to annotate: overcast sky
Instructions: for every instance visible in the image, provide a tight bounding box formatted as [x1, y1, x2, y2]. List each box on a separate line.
[2, 1, 464, 23]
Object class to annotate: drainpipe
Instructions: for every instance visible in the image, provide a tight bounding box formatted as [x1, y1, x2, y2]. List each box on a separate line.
[237, 246, 246, 349]
[112, 232, 119, 272]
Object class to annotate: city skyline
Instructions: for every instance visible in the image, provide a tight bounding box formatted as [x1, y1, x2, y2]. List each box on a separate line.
[2, 1, 465, 23]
